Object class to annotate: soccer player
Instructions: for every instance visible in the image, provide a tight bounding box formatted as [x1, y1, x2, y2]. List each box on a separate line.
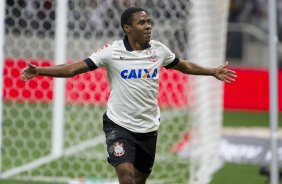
[22, 7, 237, 184]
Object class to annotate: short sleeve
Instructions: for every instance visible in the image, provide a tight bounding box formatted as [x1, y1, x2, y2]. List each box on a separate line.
[84, 44, 112, 70]
[160, 42, 179, 69]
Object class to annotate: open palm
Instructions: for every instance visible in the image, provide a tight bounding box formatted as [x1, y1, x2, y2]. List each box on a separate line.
[214, 62, 237, 83]
[21, 63, 39, 81]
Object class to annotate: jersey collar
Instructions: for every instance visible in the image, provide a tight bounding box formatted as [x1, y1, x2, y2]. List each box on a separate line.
[123, 35, 151, 51]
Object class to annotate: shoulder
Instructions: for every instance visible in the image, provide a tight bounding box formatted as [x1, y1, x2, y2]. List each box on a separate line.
[111, 40, 124, 49]
[96, 43, 113, 51]
[149, 40, 169, 49]
[92, 41, 117, 55]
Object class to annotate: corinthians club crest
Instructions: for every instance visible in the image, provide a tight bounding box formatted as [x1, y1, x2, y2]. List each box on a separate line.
[110, 142, 125, 157]
[145, 50, 157, 62]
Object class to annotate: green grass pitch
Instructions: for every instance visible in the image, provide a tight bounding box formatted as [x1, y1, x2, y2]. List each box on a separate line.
[1, 101, 281, 184]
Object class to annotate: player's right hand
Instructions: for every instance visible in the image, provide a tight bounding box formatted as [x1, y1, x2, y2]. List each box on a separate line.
[21, 62, 39, 81]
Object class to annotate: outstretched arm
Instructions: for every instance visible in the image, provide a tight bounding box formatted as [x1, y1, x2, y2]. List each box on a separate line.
[21, 60, 90, 81]
[172, 59, 237, 83]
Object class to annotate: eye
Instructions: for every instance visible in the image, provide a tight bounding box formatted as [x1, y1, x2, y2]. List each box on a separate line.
[139, 20, 145, 25]
[137, 19, 151, 25]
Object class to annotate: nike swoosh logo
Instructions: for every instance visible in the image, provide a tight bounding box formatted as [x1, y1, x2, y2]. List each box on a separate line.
[120, 56, 125, 59]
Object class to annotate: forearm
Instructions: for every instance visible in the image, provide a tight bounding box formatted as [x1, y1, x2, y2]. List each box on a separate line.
[37, 61, 90, 78]
[185, 61, 216, 76]
[37, 64, 75, 78]
[173, 59, 216, 76]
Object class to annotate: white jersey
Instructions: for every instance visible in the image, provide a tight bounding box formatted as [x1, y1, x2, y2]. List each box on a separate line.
[85, 36, 179, 133]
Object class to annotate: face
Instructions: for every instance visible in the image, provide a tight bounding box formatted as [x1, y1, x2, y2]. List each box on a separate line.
[125, 11, 152, 44]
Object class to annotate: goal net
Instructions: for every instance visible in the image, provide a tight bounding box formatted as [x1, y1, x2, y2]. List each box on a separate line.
[0, 0, 229, 183]
[187, 0, 230, 184]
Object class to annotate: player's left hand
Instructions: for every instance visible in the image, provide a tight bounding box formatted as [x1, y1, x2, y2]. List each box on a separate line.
[214, 62, 237, 83]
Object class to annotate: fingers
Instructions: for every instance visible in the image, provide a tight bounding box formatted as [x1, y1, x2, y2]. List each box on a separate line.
[230, 73, 238, 78]
[220, 61, 229, 69]
[22, 72, 36, 81]
[21, 69, 30, 81]
[222, 73, 237, 83]
[226, 76, 236, 82]
[27, 62, 36, 69]
[219, 68, 237, 83]
[21, 67, 27, 81]
[226, 69, 237, 78]
[223, 79, 231, 84]
[22, 71, 35, 81]
[222, 76, 234, 84]
[21, 62, 37, 81]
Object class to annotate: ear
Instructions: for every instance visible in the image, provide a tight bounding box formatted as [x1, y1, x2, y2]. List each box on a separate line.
[123, 25, 130, 33]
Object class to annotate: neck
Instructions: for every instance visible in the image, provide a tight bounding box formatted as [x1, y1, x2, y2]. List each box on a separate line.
[127, 36, 146, 50]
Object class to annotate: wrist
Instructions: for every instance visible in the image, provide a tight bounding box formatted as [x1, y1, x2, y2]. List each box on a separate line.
[211, 68, 217, 77]
[37, 67, 43, 75]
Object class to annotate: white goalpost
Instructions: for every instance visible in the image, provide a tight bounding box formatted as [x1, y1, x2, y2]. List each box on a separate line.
[52, 0, 68, 157]
[0, 0, 230, 183]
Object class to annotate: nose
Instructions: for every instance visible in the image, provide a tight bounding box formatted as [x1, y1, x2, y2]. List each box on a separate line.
[145, 22, 151, 30]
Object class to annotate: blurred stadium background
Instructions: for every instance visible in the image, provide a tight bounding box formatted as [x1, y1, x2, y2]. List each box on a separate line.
[0, 0, 282, 184]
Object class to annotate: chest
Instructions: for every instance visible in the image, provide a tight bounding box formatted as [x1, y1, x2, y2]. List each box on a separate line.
[112, 48, 163, 68]
[109, 49, 163, 79]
